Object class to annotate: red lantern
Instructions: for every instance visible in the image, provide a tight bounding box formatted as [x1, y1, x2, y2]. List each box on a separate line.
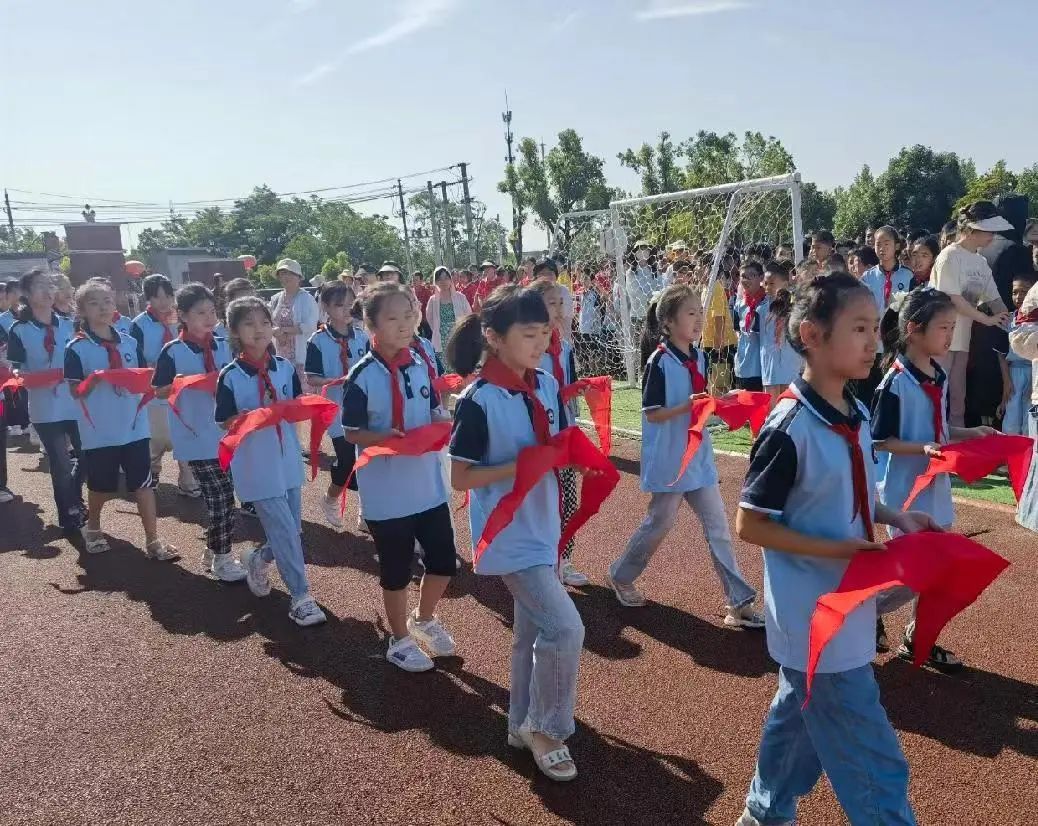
[237, 254, 257, 271]
[125, 260, 146, 277]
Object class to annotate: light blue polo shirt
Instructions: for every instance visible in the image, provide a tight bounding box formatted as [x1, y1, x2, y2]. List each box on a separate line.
[214, 355, 304, 503]
[112, 314, 135, 337]
[759, 299, 802, 387]
[539, 338, 579, 423]
[640, 341, 718, 493]
[861, 265, 914, 316]
[734, 294, 763, 379]
[871, 356, 954, 529]
[214, 321, 229, 340]
[6, 313, 79, 424]
[64, 328, 150, 450]
[740, 378, 878, 674]
[449, 370, 567, 576]
[414, 335, 443, 377]
[0, 310, 15, 333]
[304, 325, 370, 440]
[132, 310, 179, 414]
[341, 350, 448, 521]
[152, 336, 234, 461]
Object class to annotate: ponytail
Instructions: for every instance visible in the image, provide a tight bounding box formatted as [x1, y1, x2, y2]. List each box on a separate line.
[446, 284, 550, 376]
[446, 313, 484, 375]
[640, 297, 663, 366]
[769, 287, 793, 346]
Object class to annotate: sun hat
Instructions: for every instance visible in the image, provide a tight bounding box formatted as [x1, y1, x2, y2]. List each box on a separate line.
[275, 258, 303, 278]
[961, 201, 1014, 233]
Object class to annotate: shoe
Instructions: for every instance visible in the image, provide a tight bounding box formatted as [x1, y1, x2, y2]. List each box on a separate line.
[357, 515, 370, 534]
[0, 487, 13, 504]
[607, 571, 646, 607]
[145, 540, 180, 562]
[177, 485, 202, 499]
[321, 495, 344, 531]
[876, 617, 889, 653]
[201, 548, 214, 574]
[385, 635, 435, 672]
[289, 594, 327, 627]
[560, 561, 589, 587]
[407, 610, 457, 656]
[28, 428, 41, 448]
[735, 810, 791, 826]
[243, 548, 272, 597]
[239, 502, 258, 519]
[724, 603, 765, 629]
[211, 552, 247, 583]
[510, 723, 577, 782]
[897, 637, 963, 673]
[81, 527, 110, 555]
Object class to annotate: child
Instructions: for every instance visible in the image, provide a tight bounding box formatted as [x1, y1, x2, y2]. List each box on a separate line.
[734, 272, 939, 826]
[999, 273, 1037, 435]
[341, 282, 458, 671]
[0, 281, 16, 333]
[304, 281, 369, 530]
[531, 278, 587, 587]
[214, 296, 326, 626]
[64, 280, 179, 559]
[862, 226, 914, 318]
[6, 269, 84, 530]
[132, 274, 200, 498]
[760, 261, 802, 404]
[607, 284, 763, 627]
[847, 246, 879, 280]
[733, 262, 765, 392]
[215, 277, 256, 338]
[909, 235, 940, 290]
[447, 284, 584, 782]
[152, 284, 246, 582]
[52, 274, 76, 319]
[872, 287, 996, 671]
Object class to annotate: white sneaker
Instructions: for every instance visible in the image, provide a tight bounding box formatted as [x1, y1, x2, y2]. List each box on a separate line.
[289, 594, 327, 627]
[0, 487, 13, 504]
[407, 610, 457, 656]
[735, 809, 791, 826]
[28, 427, 41, 448]
[321, 495, 344, 531]
[724, 603, 765, 629]
[386, 635, 434, 672]
[212, 552, 247, 583]
[560, 561, 589, 587]
[607, 571, 647, 607]
[244, 548, 272, 597]
[201, 548, 214, 574]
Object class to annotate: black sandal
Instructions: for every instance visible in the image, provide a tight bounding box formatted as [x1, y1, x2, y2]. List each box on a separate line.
[876, 617, 889, 653]
[897, 638, 963, 673]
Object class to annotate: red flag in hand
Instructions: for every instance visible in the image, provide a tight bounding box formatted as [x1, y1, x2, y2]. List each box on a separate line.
[217, 394, 339, 479]
[670, 391, 771, 485]
[167, 372, 220, 435]
[805, 531, 1009, 704]
[562, 375, 613, 456]
[73, 367, 156, 428]
[904, 433, 1034, 508]
[473, 426, 619, 568]
[0, 368, 65, 394]
[348, 421, 452, 481]
[433, 373, 472, 395]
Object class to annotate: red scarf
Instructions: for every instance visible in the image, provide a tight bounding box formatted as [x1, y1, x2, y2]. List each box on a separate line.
[375, 344, 414, 432]
[743, 290, 765, 332]
[883, 268, 897, 306]
[41, 315, 56, 358]
[546, 329, 566, 387]
[828, 419, 875, 543]
[239, 353, 278, 404]
[892, 360, 944, 442]
[324, 326, 353, 376]
[179, 329, 217, 373]
[147, 305, 174, 345]
[659, 343, 707, 394]
[1015, 307, 1038, 325]
[76, 329, 123, 369]
[481, 354, 552, 445]
[411, 336, 438, 388]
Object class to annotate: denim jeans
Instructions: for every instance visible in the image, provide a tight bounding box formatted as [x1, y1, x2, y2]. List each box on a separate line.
[1017, 407, 1038, 532]
[744, 665, 915, 825]
[34, 420, 84, 530]
[500, 565, 585, 741]
[253, 487, 310, 601]
[610, 486, 756, 608]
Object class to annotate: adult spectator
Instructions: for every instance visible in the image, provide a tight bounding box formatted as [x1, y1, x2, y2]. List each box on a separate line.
[929, 201, 1011, 427]
[269, 258, 320, 387]
[355, 263, 376, 289]
[625, 240, 662, 333]
[411, 270, 433, 318]
[376, 261, 404, 284]
[425, 266, 471, 360]
[797, 230, 836, 279]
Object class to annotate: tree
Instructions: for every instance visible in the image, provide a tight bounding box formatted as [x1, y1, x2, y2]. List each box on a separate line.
[800, 182, 838, 234]
[679, 130, 795, 189]
[544, 129, 614, 227]
[498, 160, 529, 261]
[618, 131, 682, 196]
[320, 251, 352, 280]
[955, 160, 1018, 212]
[0, 227, 45, 253]
[876, 145, 968, 233]
[833, 165, 884, 240]
[408, 190, 506, 273]
[1016, 164, 1038, 218]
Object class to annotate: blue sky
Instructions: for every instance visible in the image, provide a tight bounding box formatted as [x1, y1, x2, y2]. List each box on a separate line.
[3, 0, 1037, 249]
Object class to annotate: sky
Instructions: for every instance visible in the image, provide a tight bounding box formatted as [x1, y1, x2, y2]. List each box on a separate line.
[3, 0, 1038, 253]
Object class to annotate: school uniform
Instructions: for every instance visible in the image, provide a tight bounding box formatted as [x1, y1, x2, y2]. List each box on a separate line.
[1000, 318, 1032, 436]
[734, 293, 764, 391]
[304, 324, 370, 489]
[413, 335, 444, 377]
[112, 313, 134, 338]
[540, 338, 581, 563]
[0, 310, 30, 430]
[449, 369, 584, 740]
[132, 309, 197, 491]
[609, 341, 756, 607]
[153, 335, 235, 555]
[341, 349, 456, 591]
[0, 310, 15, 334]
[7, 313, 84, 528]
[759, 300, 802, 388]
[739, 378, 913, 825]
[215, 355, 312, 600]
[861, 264, 914, 320]
[64, 327, 152, 494]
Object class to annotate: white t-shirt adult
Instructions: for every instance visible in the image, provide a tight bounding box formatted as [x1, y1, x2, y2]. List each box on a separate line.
[929, 243, 1000, 353]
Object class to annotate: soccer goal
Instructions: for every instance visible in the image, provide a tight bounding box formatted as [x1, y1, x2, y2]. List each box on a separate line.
[552, 174, 804, 389]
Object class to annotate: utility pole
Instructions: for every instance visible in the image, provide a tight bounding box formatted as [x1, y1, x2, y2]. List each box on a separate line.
[502, 92, 521, 260]
[458, 163, 477, 265]
[3, 189, 15, 242]
[396, 179, 415, 276]
[439, 181, 456, 269]
[540, 139, 546, 162]
[426, 181, 443, 267]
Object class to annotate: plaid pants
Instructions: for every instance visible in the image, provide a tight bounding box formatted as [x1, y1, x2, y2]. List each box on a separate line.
[188, 459, 236, 556]
[560, 468, 578, 562]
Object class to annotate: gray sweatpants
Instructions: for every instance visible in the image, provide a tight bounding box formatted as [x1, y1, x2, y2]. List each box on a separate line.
[609, 486, 756, 609]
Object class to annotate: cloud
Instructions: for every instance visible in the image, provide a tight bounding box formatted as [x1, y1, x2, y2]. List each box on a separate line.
[347, 0, 459, 54]
[549, 10, 582, 35]
[296, 61, 339, 86]
[635, 0, 751, 20]
[289, 0, 319, 12]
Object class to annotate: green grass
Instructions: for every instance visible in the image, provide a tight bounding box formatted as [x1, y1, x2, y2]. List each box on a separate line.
[578, 379, 1017, 508]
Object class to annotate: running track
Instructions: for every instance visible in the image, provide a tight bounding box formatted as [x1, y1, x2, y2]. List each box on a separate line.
[1, 433, 1035, 825]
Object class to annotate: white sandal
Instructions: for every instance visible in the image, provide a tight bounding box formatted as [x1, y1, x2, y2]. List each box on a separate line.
[509, 725, 578, 782]
[145, 540, 181, 562]
[81, 527, 110, 555]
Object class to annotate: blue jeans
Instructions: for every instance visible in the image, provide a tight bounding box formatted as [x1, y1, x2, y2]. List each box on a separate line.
[1017, 407, 1038, 532]
[500, 565, 585, 741]
[745, 665, 915, 825]
[34, 420, 84, 530]
[253, 487, 310, 601]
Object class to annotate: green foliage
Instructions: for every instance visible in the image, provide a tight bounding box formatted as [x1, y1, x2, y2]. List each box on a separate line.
[253, 263, 277, 288]
[800, 183, 838, 234]
[833, 165, 884, 240]
[877, 145, 969, 232]
[0, 227, 45, 253]
[618, 131, 682, 196]
[679, 130, 795, 189]
[407, 190, 506, 273]
[955, 160, 1018, 213]
[321, 251, 351, 280]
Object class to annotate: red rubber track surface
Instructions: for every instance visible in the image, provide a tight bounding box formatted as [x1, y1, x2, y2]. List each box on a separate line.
[0, 435, 1035, 825]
